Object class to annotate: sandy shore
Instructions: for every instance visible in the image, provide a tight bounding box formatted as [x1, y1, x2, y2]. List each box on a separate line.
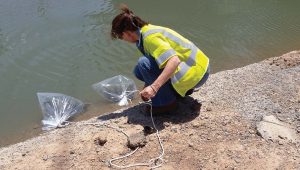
[0, 51, 299, 169]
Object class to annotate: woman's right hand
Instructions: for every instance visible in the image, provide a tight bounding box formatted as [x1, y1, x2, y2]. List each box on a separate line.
[140, 85, 157, 101]
[141, 94, 148, 101]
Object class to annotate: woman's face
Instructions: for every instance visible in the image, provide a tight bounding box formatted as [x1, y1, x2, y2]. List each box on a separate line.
[122, 31, 138, 43]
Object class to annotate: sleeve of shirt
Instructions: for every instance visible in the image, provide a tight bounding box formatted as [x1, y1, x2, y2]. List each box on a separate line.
[144, 35, 177, 69]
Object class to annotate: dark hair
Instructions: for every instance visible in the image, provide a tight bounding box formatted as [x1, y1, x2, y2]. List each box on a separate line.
[111, 4, 148, 39]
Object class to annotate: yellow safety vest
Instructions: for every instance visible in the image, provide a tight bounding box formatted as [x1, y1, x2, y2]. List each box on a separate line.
[138, 24, 209, 97]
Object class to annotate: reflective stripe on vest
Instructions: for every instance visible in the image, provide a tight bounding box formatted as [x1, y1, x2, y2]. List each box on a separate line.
[156, 49, 177, 66]
[171, 47, 198, 84]
[143, 29, 198, 84]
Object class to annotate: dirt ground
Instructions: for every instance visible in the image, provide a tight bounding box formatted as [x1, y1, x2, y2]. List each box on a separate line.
[0, 51, 299, 170]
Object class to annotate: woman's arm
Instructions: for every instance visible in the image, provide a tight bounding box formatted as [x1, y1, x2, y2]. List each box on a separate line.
[140, 55, 181, 100]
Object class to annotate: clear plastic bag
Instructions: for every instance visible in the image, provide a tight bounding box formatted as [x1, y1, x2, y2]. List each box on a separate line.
[92, 75, 138, 106]
[37, 93, 85, 130]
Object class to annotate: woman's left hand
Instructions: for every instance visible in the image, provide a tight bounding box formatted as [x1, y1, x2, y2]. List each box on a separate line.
[140, 85, 157, 101]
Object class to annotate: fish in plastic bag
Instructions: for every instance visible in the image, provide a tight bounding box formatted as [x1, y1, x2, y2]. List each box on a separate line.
[37, 93, 85, 130]
[92, 75, 138, 106]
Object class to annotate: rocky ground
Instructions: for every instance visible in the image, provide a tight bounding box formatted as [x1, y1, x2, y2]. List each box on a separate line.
[0, 51, 299, 170]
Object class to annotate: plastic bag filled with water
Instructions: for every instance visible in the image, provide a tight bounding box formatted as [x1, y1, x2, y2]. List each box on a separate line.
[37, 93, 85, 130]
[92, 75, 138, 106]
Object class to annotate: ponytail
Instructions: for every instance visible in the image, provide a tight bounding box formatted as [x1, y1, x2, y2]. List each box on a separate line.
[111, 4, 148, 39]
[120, 4, 133, 15]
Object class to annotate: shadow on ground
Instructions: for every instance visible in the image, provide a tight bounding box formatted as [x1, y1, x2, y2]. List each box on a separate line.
[97, 96, 202, 131]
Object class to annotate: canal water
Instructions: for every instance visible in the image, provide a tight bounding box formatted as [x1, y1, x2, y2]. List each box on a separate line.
[0, 0, 299, 146]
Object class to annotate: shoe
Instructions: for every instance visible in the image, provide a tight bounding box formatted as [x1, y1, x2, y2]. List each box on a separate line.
[144, 101, 177, 115]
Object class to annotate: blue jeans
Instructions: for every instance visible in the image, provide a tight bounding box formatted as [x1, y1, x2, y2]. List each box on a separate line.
[133, 56, 209, 107]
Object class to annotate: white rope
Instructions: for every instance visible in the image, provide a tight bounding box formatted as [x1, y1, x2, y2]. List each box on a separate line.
[81, 100, 165, 169]
[108, 100, 165, 169]
[144, 100, 165, 168]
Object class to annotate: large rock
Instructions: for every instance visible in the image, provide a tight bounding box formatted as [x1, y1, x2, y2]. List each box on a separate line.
[256, 115, 299, 143]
